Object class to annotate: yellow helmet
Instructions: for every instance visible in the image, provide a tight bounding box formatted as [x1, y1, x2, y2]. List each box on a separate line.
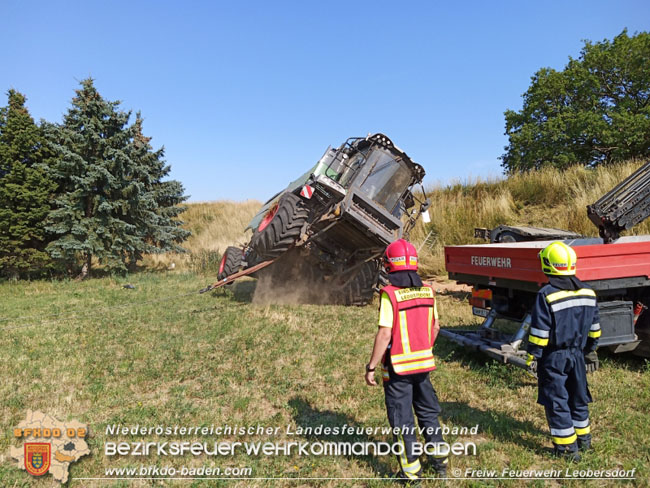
[539, 241, 577, 276]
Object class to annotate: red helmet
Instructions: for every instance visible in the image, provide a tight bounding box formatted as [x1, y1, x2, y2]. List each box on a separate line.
[384, 239, 418, 273]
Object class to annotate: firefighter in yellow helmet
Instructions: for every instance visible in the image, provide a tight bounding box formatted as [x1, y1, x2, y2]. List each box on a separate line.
[526, 241, 600, 461]
[365, 239, 447, 481]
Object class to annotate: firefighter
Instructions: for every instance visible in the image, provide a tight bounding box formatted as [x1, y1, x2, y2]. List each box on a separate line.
[365, 239, 447, 481]
[526, 241, 600, 461]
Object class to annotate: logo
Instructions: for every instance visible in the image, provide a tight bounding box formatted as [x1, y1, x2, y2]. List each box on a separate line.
[10, 410, 90, 484]
[25, 443, 51, 476]
[470, 255, 512, 268]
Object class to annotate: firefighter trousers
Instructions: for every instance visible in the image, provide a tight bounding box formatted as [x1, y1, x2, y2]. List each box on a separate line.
[383, 367, 447, 478]
[537, 347, 592, 452]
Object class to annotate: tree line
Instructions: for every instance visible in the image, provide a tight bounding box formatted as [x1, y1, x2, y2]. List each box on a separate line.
[0, 78, 189, 279]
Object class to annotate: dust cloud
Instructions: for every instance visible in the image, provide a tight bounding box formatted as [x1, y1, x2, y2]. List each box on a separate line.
[251, 251, 336, 305]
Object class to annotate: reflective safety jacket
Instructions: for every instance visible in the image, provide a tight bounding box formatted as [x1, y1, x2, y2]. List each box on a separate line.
[527, 279, 600, 359]
[381, 285, 438, 375]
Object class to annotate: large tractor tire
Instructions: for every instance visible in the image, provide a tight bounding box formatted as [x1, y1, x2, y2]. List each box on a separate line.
[217, 246, 242, 281]
[250, 192, 308, 260]
[334, 260, 381, 306]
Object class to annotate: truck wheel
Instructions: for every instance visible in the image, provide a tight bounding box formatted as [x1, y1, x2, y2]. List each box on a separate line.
[335, 260, 380, 306]
[493, 231, 523, 243]
[250, 193, 308, 259]
[218, 246, 242, 280]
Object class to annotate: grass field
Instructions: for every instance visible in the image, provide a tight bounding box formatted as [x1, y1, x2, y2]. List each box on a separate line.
[3, 161, 650, 485]
[1, 272, 648, 486]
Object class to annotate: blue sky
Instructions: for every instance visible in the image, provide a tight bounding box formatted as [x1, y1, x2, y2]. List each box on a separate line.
[2, 1, 649, 202]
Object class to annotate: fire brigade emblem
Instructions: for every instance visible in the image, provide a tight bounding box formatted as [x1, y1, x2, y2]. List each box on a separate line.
[25, 443, 51, 476]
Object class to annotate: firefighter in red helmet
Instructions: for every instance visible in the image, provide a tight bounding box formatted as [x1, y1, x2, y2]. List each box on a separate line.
[365, 239, 448, 481]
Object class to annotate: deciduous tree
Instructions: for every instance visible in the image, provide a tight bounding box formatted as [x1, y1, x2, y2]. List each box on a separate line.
[502, 30, 650, 172]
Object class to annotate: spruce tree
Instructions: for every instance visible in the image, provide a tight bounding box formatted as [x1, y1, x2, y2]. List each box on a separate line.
[0, 90, 56, 278]
[121, 114, 189, 270]
[45, 78, 188, 277]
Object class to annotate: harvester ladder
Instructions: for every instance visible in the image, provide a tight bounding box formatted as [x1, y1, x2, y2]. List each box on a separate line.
[418, 229, 437, 253]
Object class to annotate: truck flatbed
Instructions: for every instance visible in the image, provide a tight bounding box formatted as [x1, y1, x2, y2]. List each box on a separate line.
[446, 235, 650, 288]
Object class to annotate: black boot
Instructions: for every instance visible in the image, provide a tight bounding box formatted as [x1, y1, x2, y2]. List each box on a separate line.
[430, 457, 448, 478]
[577, 435, 592, 452]
[553, 445, 581, 462]
[391, 471, 422, 486]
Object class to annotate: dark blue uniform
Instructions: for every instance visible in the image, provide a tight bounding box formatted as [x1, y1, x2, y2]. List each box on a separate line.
[527, 276, 600, 453]
[383, 359, 447, 478]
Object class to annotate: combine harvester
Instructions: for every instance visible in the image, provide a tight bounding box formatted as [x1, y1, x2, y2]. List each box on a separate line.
[442, 161, 650, 370]
[203, 134, 430, 304]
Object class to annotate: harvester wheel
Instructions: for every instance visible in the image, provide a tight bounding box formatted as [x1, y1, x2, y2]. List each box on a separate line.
[218, 246, 243, 280]
[250, 192, 308, 259]
[335, 259, 381, 306]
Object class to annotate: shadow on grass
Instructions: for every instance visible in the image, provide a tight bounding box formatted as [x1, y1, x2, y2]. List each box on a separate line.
[438, 290, 472, 301]
[288, 397, 394, 478]
[440, 401, 545, 452]
[436, 336, 535, 389]
[597, 347, 650, 373]
[209, 280, 257, 303]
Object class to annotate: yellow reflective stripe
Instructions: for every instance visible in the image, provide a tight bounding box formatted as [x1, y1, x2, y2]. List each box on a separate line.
[428, 307, 433, 344]
[546, 289, 596, 303]
[393, 358, 436, 373]
[575, 426, 591, 436]
[396, 435, 421, 478]
[434, 300, 439, 320]
[552, 433, 577, 445]
[588, 329, 602, 338]
[529, 335, 549, 346]
[392, 349, 434, 363]
[394, 287, 434, 302]
[399, 311, 411, 354]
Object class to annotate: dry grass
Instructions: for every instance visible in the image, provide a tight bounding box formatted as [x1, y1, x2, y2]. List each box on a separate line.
[142, 200, 261, 273]
[413, 160, 650, 274]
[142, 160, 650, 278]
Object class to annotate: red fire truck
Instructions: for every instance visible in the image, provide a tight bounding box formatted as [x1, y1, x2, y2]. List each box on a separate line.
[442, 162, 650, 371]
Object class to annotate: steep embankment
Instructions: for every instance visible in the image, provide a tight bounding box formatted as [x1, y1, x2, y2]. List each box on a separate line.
[152, 160, 649, 276]
[143, 200, 261, 272]
[412, 160, 650, 275]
